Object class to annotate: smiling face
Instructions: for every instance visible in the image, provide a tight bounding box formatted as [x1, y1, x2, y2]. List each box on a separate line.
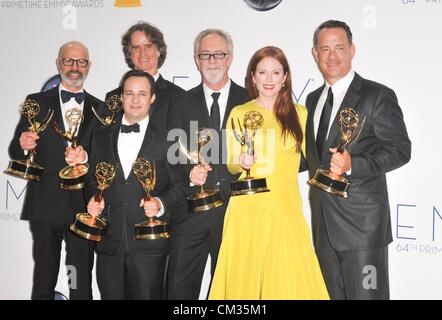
[121, 76, 156, 124]
[312, 27, 355, 85]
[130, 30, 160, 75]
[195, 33, 232, 90]
[252, 56, 287, 100]
[56, 42, 90, 91]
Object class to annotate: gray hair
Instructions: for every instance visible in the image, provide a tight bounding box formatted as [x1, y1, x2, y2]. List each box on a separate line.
[193, 29, 233, 55]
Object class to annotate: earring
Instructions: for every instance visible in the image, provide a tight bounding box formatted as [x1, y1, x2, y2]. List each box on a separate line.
[282, 83, 286, 87]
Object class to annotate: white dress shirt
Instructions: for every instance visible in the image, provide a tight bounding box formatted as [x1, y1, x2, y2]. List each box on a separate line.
[117, 114, 164, 216]
[152, 72, 160, 82]
[203, 79, 231, 126]
[314, 70, 355, 175]
[58, 83, 84, 146]
[188, 81, 231, 187]
[313, 70, 355, 139]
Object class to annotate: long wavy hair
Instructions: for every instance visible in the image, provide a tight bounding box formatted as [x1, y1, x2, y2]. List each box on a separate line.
[246, 46, 302, 151]
[121, 21, 167, 70]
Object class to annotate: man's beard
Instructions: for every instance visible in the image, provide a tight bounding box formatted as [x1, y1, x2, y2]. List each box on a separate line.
[201, 67, 225, 85]
[59, 70, 87, 88]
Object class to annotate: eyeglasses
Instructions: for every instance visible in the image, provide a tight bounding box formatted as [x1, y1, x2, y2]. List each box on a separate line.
[197, 52, 229, 60]
[60, 57, 89, 68]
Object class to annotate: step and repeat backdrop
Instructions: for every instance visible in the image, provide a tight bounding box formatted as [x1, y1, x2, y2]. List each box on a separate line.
[0, 0, 441, 299]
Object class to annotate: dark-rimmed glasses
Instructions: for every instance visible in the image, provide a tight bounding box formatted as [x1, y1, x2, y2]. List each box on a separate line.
[197, 53, 229, 60]
[60, 57, 89, 68]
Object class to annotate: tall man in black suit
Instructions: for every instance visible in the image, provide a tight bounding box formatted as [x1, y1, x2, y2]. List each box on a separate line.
[304, 20, 411, 299]
[8, 41, 105, 299]
[167, 29, 250, 299]
[105, 21, 184, 129]
[86, 70, 186, 300]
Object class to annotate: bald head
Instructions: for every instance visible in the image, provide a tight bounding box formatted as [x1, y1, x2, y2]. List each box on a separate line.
[58, 41, 89, 59]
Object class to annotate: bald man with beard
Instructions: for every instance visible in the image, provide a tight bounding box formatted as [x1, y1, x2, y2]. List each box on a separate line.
[7, 41, 105, 300]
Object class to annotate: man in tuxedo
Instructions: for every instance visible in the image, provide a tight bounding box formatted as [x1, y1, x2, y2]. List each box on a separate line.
[167, 29, 250, 299]
[105, 21, 184, 129]
[8, 41, 105, 299]
[86, 70, 186, 300]
[304, 20, 411, 299]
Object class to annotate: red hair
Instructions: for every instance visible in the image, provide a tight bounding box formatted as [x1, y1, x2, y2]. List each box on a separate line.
[246, 46, 302, 151]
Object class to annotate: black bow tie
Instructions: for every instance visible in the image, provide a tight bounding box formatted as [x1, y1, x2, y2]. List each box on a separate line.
[120, 123, 140, 133]
[61, 90, 85, 104]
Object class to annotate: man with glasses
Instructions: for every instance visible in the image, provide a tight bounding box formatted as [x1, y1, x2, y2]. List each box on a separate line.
[8, 41, 105, 299]
[105, 21, 184, 129]
[167, 29, 249, 300]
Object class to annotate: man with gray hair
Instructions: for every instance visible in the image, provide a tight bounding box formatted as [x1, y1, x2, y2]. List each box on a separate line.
[7, 41, 105, 299]
[167, 29, 249, 299]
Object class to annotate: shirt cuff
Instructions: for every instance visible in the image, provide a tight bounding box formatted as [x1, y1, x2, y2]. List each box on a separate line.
[189, 171, 195, 187]
[81, 151, 88, 164]
[155, 197, 165, 217]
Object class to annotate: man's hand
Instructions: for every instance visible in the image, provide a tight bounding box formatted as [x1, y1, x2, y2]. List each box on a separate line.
[19, 132, 39, 151]
[329, 148, 352, 175]
[65, 145, 87, 166]
[140, 198, 162, 218]
[190, 164, 212, 186]
[87, 197, 104, 217]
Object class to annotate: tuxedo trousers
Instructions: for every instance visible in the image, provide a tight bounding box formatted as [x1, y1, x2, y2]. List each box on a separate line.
[29, 220, 94, 300]
[96, 228, 168, 300]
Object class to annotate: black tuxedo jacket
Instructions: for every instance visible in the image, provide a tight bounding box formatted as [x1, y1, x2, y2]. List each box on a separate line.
[305, 72, 411, 251]
[85, 121, 187, 255]
[105, 74, 185, 130]
[168, 80, 250, 227]
[8, 86, 105, 223]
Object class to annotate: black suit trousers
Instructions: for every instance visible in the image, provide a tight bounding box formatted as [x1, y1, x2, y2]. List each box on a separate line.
[314, 210, 390, 300]
[29, 220, 94, 300]
[167, 201, 227, 300]
[96, 234, 168, 300]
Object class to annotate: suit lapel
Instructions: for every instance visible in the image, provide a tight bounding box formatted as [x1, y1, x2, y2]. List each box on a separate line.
[49, 86, 68, 147]
[77, 91, 94, 145]
[109, 124, 125, 182]
[193, 81, 244, 130]
[149, 75, 167, 117]
[124, 124, 156, 181]
[223, 81, 241, 129]
[325, 73, 363, 152]
[49, 87, 95, 148]
[136, 125, 156, 160]
[190, 84, 210, 128]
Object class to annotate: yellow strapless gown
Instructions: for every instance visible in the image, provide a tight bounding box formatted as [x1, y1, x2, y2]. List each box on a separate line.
[208, 100, 329, 300]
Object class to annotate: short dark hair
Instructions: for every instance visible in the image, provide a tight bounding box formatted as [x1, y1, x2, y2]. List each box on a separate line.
[121, 21, 167, 70]
[119, 69, 156, 97]
[313, 20, 353, 46]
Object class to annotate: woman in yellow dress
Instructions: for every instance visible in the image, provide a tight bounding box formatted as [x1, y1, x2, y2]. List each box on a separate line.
[208, 46, 329, 300]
